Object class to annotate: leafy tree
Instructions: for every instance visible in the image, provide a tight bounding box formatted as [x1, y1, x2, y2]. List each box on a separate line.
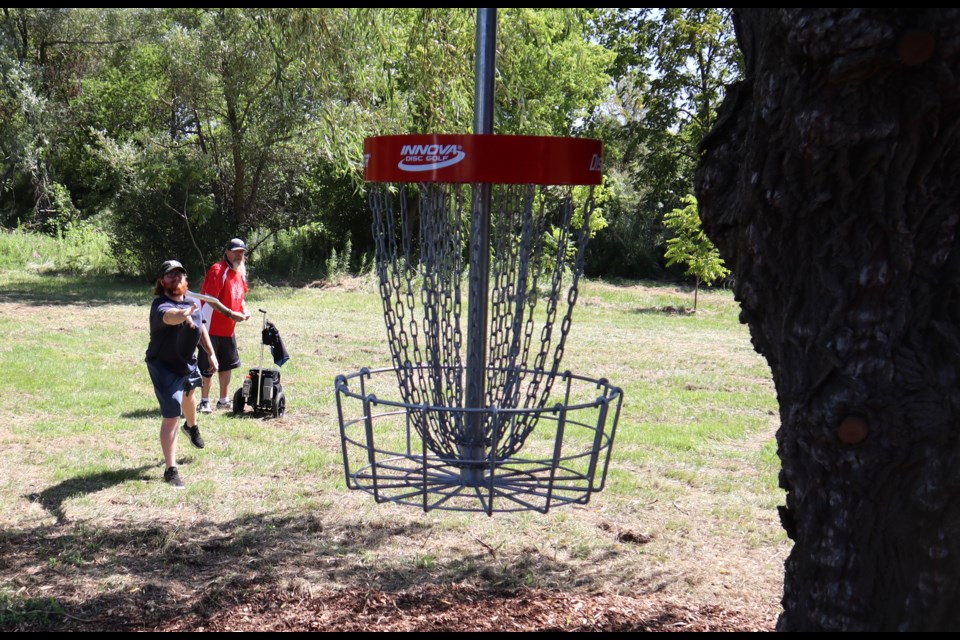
[79, 8, 393, 275]
[0, 8, 154, 228]
[91, 127, 215, 276]
[3, 9, 618, 276]
[156, 8, 383, 233]
[389, 9, 473, 134]
[585, 8, 741, 279]
[697, 8, 960, 631]
[496, 9, 614, 136]
[0, 9, 82, 227]
[389, 8, 613, 137]
[662, 194, 728, 310]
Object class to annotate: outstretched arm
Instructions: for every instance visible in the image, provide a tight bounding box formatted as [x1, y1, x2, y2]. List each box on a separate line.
[190, 291, 246, 322]
[163, 302, 198, 327]
[211, 297, 245, 322]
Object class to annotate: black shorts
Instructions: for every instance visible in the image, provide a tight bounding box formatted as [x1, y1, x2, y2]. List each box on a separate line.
[199, 335, 241, 376]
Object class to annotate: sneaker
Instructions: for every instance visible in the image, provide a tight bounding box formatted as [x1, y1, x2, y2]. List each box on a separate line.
[164, 466, 185, 489]
[198, 399, 212, 414]
[216, 399, 233, 411]
[181, 423, 205, 449]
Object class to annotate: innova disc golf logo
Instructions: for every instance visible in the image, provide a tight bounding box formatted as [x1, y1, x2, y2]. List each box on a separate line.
[398, 143, 466, 172]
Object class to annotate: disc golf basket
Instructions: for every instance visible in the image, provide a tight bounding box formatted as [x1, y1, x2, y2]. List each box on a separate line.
[334, 10, 622, 514]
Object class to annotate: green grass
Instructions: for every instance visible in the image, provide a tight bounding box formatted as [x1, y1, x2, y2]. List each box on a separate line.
[0, 222, 117, 275]
[0, 591, 65, 626]
[0, 264, 789, 625]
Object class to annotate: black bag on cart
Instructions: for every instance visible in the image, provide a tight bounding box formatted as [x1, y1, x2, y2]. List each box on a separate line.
[233, 310, 289, 418]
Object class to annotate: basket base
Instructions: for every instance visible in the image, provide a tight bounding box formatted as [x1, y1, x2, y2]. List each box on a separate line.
[334, 366, 623, 515]
[348, 454, 598, 514]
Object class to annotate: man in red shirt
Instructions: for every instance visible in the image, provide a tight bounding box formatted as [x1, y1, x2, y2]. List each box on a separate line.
[197, 238, 252, 414]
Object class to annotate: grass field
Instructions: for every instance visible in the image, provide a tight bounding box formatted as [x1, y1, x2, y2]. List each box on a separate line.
[0, 267, 789, 629]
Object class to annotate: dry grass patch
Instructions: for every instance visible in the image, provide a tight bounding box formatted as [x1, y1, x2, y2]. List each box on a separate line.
[0, 272, 787, 630]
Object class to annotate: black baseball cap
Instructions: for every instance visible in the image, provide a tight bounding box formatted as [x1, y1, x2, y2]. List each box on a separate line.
[225, 238, 246, 251]
[159, 260, 186, 277]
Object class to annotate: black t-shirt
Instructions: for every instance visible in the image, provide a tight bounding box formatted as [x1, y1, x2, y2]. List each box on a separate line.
[145, 295, 203, 376]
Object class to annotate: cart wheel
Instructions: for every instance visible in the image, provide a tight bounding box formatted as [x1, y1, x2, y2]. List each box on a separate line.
[232, 388, 244, 415]
[272, 390, 286, 418]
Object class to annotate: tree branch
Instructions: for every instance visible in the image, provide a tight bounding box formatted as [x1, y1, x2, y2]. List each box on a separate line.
[42, 37, 134, 47]
[163, 193, 206, 268]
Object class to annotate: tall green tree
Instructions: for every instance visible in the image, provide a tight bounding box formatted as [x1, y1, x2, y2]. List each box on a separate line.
[85, 8, 394, 274]
[663, 194, 729, 311]
[586, 8, 741, 278]
[390, 8, 613, 136]
[0, 8, 143, 228]
[3, 9, 618, 276]
[155, 8, 385, 232]
[497, 8, 614, 136]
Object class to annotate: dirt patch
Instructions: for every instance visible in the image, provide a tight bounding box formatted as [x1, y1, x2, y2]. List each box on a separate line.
[306, 275, 372, 292]
[0, 502, 784, 632]
[3, 584, 775, 631]
[598, 521, 652, 545]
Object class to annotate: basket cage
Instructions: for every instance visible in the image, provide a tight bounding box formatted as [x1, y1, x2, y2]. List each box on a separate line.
[334, 134, 623, 514]
[335, 365, 623, 514]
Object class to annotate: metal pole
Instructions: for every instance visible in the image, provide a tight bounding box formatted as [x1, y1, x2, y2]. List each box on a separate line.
[473, 9, 496, 135]
[462, 7, 496, 485]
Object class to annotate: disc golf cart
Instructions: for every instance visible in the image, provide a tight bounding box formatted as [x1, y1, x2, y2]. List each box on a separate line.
[233, 309, 286, 418]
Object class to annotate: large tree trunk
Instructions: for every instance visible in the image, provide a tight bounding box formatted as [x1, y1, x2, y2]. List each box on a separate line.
[696, 9, 960, 631]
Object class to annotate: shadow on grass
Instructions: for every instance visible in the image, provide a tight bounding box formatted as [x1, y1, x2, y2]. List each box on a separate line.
[0, 274, 151, 307]
[228, 411, 278, 421]
[632, 306, 694, 315]
[120, 409, 160, 420]
[26, 465, 156, 525]
[0, 510, 645, 631]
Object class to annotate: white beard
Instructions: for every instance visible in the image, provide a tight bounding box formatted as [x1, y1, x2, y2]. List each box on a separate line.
[229, 256, 247, 279]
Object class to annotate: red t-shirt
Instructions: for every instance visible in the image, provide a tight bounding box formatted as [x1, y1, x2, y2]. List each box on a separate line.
[199, 260, 248, 337]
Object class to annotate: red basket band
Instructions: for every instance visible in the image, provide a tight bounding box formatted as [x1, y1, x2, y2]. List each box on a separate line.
[363, 134, 602, 185]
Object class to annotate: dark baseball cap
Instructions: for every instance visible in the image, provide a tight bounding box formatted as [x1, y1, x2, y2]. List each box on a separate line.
[225, 238, 246, 251]
[159, 259, 186, 277]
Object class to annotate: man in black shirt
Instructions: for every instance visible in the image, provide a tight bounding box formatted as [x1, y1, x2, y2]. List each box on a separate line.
[145, 260, 218, 488]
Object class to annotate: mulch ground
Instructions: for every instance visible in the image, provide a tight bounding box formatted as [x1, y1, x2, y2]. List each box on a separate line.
[6, 585, 776, 632]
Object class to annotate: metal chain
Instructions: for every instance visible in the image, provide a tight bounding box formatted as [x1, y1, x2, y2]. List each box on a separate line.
[371, 182, 596, 460]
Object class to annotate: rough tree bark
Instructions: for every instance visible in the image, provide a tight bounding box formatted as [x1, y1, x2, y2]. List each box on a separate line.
[696, 9, 960, 631]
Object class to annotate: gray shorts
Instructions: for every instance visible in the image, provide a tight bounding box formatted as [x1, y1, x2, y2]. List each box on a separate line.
[147, 359, 202, 418]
